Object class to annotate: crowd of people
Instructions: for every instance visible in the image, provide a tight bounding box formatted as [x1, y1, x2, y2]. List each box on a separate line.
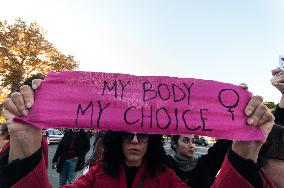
[0, 67, 283, 188]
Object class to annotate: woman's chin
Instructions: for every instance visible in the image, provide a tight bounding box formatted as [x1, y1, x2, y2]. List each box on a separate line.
[125, 156, 143, 166]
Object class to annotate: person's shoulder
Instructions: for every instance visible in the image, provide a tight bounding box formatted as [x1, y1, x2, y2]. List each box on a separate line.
[165, 154, 178, 169]
[163, 164, 175, 172]
[165, 154, 174, 163]
[159, 165, 188, 186]
[88, 161, 105, 174]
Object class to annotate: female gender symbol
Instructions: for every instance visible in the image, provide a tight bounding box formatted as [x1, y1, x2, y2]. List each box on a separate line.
[218, 89, 239, 121]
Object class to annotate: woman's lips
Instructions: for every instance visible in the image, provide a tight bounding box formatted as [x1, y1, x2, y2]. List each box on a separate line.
[129, 148, 140, 153]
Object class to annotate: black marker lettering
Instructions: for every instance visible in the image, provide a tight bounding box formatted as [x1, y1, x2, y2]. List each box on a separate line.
[119, 80, 130, 100]
[174, 108, 179, 131]
[182, 109, 201, 131]
[218, 89, 239, 121]
[97, 101, 110, 128]
[172, 84, 186, 103]
[102, 80, 118, 98]
[156, 107, 171, 129]
[76, 101, 94, 127]
[158, 83, 170, 100]
[183, 83, 194, 105]
[124, 106, 139, 125]
[200, 109, 212, 131]
[141, 106, 153, 128]
[143, 82, 157, 101]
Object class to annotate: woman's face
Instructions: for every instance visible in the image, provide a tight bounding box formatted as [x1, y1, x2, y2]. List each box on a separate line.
[122, 132, 149, 167]
[175, 135, 196, 158]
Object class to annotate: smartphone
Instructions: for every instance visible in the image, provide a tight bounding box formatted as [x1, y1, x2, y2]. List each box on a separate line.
[279, 55, 284, 70]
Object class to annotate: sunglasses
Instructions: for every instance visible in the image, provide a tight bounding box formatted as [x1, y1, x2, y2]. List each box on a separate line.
[122, 132, 149, 143]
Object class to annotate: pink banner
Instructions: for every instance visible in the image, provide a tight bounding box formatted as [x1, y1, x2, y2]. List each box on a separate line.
[15, 71, 264, 140]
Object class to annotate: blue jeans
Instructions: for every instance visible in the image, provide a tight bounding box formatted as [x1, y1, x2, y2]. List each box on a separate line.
[59, 158, 78, 185]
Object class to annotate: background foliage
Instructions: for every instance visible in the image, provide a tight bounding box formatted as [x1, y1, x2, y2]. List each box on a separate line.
[0, 18, 79, 93]
[0, 19, 79, 121]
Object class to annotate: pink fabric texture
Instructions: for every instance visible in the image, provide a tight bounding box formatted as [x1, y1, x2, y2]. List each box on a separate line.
[15, 71, 264, 140]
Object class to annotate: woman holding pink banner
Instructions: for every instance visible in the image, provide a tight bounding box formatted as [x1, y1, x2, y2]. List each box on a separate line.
[0, 80, 275, 188]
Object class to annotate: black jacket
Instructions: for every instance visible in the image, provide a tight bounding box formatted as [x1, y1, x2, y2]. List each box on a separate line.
[166, 139, 232, 188]
[52, 129, 90, 173]
[273, 105, 284, 126]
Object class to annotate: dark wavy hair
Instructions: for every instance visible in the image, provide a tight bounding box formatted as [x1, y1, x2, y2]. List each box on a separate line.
[170, 135, 180, 152]
[102, 131, 166, 177]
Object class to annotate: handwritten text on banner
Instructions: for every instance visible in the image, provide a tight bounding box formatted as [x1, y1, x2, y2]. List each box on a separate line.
[15, 71, 264, 140]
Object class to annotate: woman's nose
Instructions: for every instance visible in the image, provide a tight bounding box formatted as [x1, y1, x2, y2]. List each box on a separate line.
[131, 135, 139, 144]
[189, 142, 195, 147]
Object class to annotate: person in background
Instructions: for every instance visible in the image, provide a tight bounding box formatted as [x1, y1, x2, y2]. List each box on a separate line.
[167, 134, 231, 187]
[271, 67, 284, 125]
[52, 128, 90, 185]
[214, 68, 284, 188]
[258, 125, 284, 188]
[247, 67, 284, 187]
[166, 83, 249, 187]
